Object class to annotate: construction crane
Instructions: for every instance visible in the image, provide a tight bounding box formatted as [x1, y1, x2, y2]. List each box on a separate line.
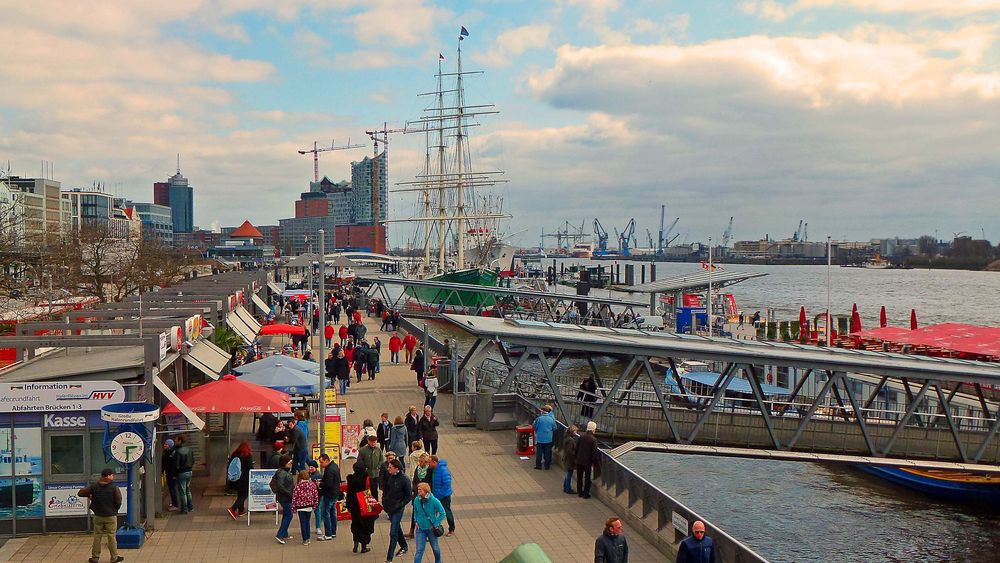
[802, 222, 808, 242]
[792, 219, 804, 242]
[656, 205, 666, 256]
[646, 229, 656, 249]
[618, 218, 636, 257]
[298, 139, 364, 183]
[662, 217, 680, 247]
[365, 123, 407, 252]
[721, 216, 734, 248]
[593, 219, 609, 254]
[542, 220, 588, 251]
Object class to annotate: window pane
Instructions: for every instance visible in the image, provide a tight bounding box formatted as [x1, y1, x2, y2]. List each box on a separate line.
[49, 434, 85, 475]
[90, 432, 125, 476]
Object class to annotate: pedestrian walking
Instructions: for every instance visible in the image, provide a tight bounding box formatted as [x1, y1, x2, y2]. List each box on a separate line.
[173, 434, 194, 513]
[382, 458, 412, 562]
[377, 413, 393, 452]
[334, 349, 350, 394]
[418, 405, 440, 455]
[412, 345, 425, 384]
[347, 461, 377, 554]
[389, 416, 408, 464]
[272, 455, 296, 544]
[562, 424, 578, 494]
[408, 440, 427, 473]
[423, 366, 439, 409]
[576, 421, 599, 499]
[317, 453, 341, 541]
[595, 517, 629, 563]
[79, 468, 124, 563]
[406, 405, 421, 451]
[373, 336, 382, 373]
[162, 439, 179, 511]
[579, 375, 598, 419]
[412, 482, 445, 563]
[367, 342, 379, 380]
[389, 333, 402, 364]
[292, 470, 319, 545]
[533, 404, 556, 470]
[226, 441, 254, 519]
[339, 324, 349, 345]
[404, 332, 417, 363]
[407, 453, 432, 539]
[358, 430, 386, 498]
[324, 322, 334, 347]
[677, 521, 715, 563]
[428, 455, 455, 536]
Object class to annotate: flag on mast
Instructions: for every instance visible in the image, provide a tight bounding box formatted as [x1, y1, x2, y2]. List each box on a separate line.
[460, 26, 469, 40]
[439, 53, 445, 60]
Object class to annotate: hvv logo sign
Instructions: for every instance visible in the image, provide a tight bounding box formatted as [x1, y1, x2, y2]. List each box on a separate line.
[89, 391, 118, 400]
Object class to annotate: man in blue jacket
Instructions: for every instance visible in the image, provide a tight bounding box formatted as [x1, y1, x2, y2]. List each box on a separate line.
[677, 520, 716, 563]
[428, 455, 456, 536]
[533, 404, 556, 470]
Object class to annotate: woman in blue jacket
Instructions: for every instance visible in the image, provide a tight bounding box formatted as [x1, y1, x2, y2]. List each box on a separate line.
[412, 482, 445, 563]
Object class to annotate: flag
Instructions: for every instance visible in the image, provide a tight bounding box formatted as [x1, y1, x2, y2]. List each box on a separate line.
[701, 262, 723, 271]
[439, 53, 444, 60]
[460, 26, 469, 40]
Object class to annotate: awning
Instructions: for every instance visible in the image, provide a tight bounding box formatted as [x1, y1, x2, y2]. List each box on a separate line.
[234, 305, 262, 334]
[251, 293, 271, 315]
[182, 339, 231, 380]
[226, 310, 258, 344]
[267, 281, 285, 294]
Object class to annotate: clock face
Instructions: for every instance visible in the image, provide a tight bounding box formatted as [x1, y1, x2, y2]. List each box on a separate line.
[110, 431, 145, 464]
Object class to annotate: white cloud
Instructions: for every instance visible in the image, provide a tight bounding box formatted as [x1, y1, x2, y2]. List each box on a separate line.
[740, 1, 793, 22]
[799, 0, 1000, 16]
[347, 0, 445, 47]
[478, 24, 552, 67]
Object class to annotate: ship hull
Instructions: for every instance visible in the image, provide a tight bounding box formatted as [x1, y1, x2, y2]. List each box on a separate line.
[857, 465, 1000, 504]
[407, 268, 500, 308]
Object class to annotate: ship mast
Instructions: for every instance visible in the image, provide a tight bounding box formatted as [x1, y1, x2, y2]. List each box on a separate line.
[455, 35, 466, 270]
[436, 55, 447, 273]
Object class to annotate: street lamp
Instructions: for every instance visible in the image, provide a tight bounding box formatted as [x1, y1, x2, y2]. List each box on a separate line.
[317, 229, 326, 453]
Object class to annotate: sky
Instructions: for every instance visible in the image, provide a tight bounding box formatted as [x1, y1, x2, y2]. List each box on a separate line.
[2, 0, 1000, 248]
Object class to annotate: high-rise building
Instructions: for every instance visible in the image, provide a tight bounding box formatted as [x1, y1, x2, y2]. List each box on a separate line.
[153, 182, 170, 207]
[5, 176, 71, 244]
[61, 188, 137, 239]
[278, 216, 337, 255]
[350, 153, 387, 225]
[156, 161, 193, 234]
[131, 202, 173, 243]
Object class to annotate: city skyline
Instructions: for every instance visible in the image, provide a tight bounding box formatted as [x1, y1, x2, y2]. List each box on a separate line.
[2, 1, 999, 246]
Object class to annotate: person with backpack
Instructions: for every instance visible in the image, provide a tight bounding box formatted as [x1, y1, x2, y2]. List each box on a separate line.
[412, 482, 445, 563]
[79, 468, 123, 563]
[226, 441, 254, 520]
[317, 453, 341, 541]
[423, 367, 439, 409]
[272, 455, 296, 544]
[173, 434, 194, 514]
[292, 469, 319, 545]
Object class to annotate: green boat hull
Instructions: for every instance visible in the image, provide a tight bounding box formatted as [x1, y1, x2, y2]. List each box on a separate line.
[407, 268, 500, 309]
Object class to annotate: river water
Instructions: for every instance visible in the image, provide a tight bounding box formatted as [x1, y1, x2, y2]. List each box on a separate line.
[419, 263, 1000, 562]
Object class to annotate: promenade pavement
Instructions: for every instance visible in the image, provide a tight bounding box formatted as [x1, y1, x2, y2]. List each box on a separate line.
[3, 310, 664, 562]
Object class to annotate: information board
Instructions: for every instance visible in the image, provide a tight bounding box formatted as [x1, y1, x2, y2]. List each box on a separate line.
[248, 469, 278, 512]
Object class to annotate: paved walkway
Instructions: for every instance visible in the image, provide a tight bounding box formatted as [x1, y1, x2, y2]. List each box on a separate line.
[4, 310, 664, 562]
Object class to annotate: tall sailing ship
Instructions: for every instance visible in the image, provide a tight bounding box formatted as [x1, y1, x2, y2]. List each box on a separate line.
[392, 28, 512, 308]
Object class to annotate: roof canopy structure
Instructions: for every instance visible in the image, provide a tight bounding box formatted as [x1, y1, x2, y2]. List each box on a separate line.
[619, 270, 768, 294]
[230, 220, 263, 238]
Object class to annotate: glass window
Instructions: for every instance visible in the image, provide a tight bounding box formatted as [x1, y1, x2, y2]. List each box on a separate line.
[89, 432, 125, 476]
[48, 434, 85, 475]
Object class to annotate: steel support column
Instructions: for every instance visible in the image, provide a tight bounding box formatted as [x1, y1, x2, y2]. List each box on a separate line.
[591, 358, 641, 423]
[642, 358, 681, 441]
[935, 384, 969, 462]
[882, 380, 932, 456]
[744, 364, 781, 449]
[686, 363, 737, 444]
[536, 348, 571, 424]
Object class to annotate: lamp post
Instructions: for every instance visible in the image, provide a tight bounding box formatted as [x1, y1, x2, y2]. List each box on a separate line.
[826, 236, 832, 347]
[707, 236, 713, 337]
[317, 229, 326, 453]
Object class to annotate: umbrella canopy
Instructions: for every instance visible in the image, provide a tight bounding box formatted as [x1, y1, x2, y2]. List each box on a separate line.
[798, 306, 808, 341]
[233, 354, 319, 375]
[329, 256, 358, 268]
[162, 374, 291, 414]
[910, 309, 918, 330]
[236, 364, 328, 394]
[260, 323, 306, 336]
[879, 306, 887, 328]
[850, 309, 862, 334]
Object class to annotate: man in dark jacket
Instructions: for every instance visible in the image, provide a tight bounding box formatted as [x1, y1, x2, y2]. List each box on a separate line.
[286, 420, 308, 471]
[272, 455, 296, 544]
[595, 517, 629, 563]
[79, 468, 123, 563]
[575, 421, 599, 499]
[173, 434, 195, 513]
[677, 520, 716, 563]
[382, 459, 412, 561]
[317, 453, 342, 541]
[561, 425, 578, 494]
[256, 412, 278, 467]
[162, 439, 179, 510]
[579, 375, 598, 418]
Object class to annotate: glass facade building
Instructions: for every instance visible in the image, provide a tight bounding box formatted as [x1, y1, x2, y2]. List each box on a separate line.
[350, 152, 387, 225]
[132, 202, 173, 243]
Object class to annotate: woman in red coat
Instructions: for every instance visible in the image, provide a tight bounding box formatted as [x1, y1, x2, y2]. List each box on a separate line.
[324, 323, 335, 347]
[339, 324, 349, 345]
[388, 334, 402, 364]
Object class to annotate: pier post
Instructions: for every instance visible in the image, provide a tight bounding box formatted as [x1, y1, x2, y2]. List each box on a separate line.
[641, 265, 646, 284]
[650, 264, 656, 282]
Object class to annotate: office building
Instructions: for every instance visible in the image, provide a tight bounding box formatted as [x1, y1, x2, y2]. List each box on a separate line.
[4, 176, 71, 245]
[131, 202, 174, 243]
[153, 163, 194, 234]
[62, 189, 139, 239]
[350, 152, 387, 225]
[278, 216, 337, 255]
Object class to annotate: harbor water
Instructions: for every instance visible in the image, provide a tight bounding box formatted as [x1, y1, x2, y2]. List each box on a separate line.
[420, 263, 1000, 562]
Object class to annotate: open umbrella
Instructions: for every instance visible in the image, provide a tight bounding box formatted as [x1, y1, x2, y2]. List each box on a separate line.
[260, 323, 306, 336]
[236, 364, 328, 395]
[162, 374, 291, 414]
[798, 306, 808, 341]
[879, 306, 887, 328]
[910, 309, 918, 330]
[233, 354, 319, 375]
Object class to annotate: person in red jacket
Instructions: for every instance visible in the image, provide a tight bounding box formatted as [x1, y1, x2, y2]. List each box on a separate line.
[388, 333, 402, 364]
[403, 333, 417, 364]
[324, 323, 335, 347]
[339, 324, 349, 345]
[353, 310, 362, 325]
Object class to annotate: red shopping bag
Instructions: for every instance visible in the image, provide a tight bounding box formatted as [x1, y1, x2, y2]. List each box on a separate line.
[356, 491, 383, 517]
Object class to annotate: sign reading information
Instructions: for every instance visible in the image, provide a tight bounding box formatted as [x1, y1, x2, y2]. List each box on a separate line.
[0, 381, 125, 413]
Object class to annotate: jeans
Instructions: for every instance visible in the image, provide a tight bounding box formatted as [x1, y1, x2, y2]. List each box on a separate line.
[176, 470, 193, 511]
[339, 378, 348, 395]
[535, 442, 553, 469]
[165, 473, 178, 507]
[293, 449, 308, 472]
[424, 439, 438, 455]
[319, 496, 338, 537]
[277, 500, 293, 539]
[564, 468, 575, 493]
[387, 509, 408, 561]
[326, 338, 332, 347]
[391, 351, 399, 363]
[424, 394, 437, 409]
[92, 515, 118, 559]
[440, 495, 455, 532]
[298, 510, 312, 542]
[414, 527, 442, 563]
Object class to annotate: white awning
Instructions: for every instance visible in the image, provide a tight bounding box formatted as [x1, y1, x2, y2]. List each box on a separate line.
[251, 293, 270, 315]
[182, 339, 230, 380]
[267, 281, 285, 294]
[226, 310, 258, 344]
[153, 373, 205, 430]
[233, 305, 262, 334]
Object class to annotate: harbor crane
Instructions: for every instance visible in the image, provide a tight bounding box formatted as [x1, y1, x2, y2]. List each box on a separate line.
[662, 217, 680, 247]
[618, 218, 636, 257]
[792, 219, 805, 242]
[542, 220, 588, 251]
[593, 219, 609, 254]
[298, 139, 364, 182]
[721, 216, 734, 248]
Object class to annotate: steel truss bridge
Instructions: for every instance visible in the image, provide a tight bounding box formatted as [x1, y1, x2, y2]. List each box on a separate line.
[446, 314, 1000, 469]
[362, 276, 647, 325]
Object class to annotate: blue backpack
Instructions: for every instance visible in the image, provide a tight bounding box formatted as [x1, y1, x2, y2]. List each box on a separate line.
[227, 457, 242, 482]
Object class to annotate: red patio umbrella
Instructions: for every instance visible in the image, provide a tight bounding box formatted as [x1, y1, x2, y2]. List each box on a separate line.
[799, 306, 808, 341]
[850, 309, 862, 334]
[260, 323, 306, 336]
[162, 374, 291, 414]
[879, 306, 887, 328]
[910, 309, 918, 330]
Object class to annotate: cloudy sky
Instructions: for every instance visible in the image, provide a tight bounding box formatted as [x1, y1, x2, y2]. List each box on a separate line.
[2, 0, 999, 247]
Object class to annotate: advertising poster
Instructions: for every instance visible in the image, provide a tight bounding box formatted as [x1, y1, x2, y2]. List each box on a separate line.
[319, 415, 342, 450]
[248, 469, 278, 512]
[0, 427, 42, 476]
[0, 477, 43, 518]
[44, 483, 88, 517]
[340, 424, 362, 461]
[311, 443, 340, 462]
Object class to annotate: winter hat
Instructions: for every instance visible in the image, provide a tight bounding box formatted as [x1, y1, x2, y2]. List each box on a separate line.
[164, 439, 175, 448]
[586, 421, 597, 433]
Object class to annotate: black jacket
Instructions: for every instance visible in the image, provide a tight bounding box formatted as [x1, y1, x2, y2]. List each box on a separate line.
[319, 462, 342, 499]
[174, 444, 194, 473]
[376, 420, 392, 446]
[288, 426, 307, 453]
[405, 413, 420, 438]
[257, 412, 278, 443]
[380, 471, 412, 515]
[79, 480, 122, 517]
[271, 467, 295, 504]
[575, 432, 599, 468]
[162, 446, 178, 477]
[595, 530, 629, 563]
[418, 415, 439, 442]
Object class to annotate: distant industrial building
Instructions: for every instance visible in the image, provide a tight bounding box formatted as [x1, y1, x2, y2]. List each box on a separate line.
[207, 220, 275, 265]
[152, 161, 194, 235]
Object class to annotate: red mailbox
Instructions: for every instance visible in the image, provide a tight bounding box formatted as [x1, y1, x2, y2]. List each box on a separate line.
[515, 425, 535, 456]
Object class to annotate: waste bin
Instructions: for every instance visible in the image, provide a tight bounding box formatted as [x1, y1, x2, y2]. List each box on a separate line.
[515, 425, 535, 456]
